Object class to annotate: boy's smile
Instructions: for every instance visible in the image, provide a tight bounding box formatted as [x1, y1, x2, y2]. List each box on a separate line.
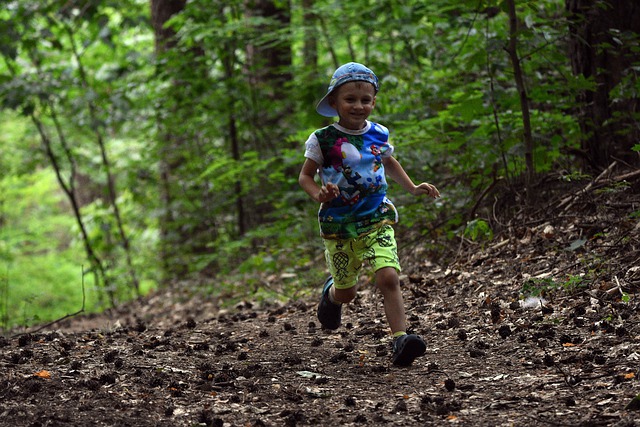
[329, 81, 376, 130]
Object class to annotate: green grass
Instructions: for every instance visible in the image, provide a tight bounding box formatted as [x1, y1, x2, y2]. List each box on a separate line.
[0, 253, 96, 329]
[0, 169, 104, 330]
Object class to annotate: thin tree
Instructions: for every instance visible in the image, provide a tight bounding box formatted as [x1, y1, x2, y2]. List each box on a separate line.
[505, 0, 535, 198]
[60, 19, 140, 296]
[0, 28, 114, 304]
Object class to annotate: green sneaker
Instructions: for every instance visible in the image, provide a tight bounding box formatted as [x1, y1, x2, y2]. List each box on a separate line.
[392, 334, 426, 366]
[317, 277, 341, 330]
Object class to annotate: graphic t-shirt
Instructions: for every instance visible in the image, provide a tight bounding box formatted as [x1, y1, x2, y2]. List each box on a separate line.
[304, 121, 398, 240]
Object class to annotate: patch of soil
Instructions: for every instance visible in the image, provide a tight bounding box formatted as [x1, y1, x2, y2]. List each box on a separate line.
[1, 173, 639, 426]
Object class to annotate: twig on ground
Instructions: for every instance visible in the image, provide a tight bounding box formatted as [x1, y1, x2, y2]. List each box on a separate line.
[558, 161, 617, 211]
[611, 168, 640, 182]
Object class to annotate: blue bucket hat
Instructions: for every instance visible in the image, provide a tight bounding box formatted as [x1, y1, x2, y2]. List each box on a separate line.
[316, 62, 379, 117]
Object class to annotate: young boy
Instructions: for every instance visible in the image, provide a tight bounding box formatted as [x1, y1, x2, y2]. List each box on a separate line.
[299, 62, 440, 366]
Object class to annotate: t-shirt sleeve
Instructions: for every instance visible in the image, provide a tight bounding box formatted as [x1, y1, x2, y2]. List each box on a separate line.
[377, 124, 394, 158]
[304, 133, 323, 166]
[381, 143, 395, 158]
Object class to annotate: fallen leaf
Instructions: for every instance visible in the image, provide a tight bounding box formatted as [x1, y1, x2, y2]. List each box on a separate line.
[305, 387, 330, 398]
[623, 372, 635, 380]
[565, 238, 587, 251]
[296, 370, 330, 379]
[34, 370, 51, 379]
[597, 398, 613, 406]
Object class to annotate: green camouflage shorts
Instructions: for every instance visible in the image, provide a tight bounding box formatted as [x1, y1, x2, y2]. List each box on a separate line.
[323, 224, 401, 290]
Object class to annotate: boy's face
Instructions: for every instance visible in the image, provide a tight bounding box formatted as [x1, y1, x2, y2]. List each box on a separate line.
[329, 81, 376, 130]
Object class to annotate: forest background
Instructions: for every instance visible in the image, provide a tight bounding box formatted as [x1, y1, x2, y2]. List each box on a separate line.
[0, 0, 638, 331]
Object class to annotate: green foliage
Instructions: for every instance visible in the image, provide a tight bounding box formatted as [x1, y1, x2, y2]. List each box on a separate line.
[594, 181, 631, 195]
[0, 0, 156, 325]
[563, 275, 587, 293]
[0, 169, 92, 329]
[521, 274, 588, 298]
[0, 255, 88, 330]
[521, 277, 555, 298]
[0, 0, 638, 327]
[464, 219, 494, 242]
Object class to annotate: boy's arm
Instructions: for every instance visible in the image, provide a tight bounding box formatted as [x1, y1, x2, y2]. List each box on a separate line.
[299, 158, 340, 203]
[382, 156, 440, 198]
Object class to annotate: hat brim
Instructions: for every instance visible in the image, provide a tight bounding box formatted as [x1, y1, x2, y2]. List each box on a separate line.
[316, 93, 337, 117]
[316, 71, 379, 117]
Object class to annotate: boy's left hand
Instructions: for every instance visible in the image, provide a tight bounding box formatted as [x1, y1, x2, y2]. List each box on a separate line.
[412, 182, 440, 198]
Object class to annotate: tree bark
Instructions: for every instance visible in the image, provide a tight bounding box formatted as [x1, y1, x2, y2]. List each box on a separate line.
[242, 0, 293, 230]
[150, 0, 188, 282]
[566, 0, 640, 171]
[150, 0, 186, 53]
[302, 0, 317, 69]
[245, 0, 292, 106]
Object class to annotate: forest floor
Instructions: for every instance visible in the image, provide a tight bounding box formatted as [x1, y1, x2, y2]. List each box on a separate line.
[1, 170, 640, 427]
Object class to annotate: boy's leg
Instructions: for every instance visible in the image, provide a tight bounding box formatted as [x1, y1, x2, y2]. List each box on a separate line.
[366, 226, 406, 333]
[323, 238, 361, 303]
[318, 239, 360, 329]
[375, 266, 406, 334]
[317, 278, 357, 330]
[332, 285, 358, 303]
[377, 267, 426, 366]
[317, 277, 342, 330]
[370, 226, 426, 366]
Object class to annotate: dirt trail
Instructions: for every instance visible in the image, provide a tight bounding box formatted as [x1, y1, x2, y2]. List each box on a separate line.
[1, 178, 639, 426]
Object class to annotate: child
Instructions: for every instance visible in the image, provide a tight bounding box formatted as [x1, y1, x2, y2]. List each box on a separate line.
[298, 62, 440, 366]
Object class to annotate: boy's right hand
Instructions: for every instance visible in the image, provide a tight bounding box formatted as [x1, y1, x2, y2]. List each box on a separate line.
[318, 183, 340, 203]
[413, 182, 440, 199]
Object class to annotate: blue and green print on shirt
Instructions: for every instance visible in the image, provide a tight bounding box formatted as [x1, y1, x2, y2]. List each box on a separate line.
[304, 121, 398, 240]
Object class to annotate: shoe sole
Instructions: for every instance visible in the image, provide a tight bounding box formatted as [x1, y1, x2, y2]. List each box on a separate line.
[392, 336, 426, 366]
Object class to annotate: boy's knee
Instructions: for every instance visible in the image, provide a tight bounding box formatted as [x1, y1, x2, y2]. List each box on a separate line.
[333, 286, 357, 304]
[375, 267, 400, 291]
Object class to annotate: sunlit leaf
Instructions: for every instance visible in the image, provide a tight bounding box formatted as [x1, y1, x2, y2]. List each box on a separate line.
[33, 370, 51, 379]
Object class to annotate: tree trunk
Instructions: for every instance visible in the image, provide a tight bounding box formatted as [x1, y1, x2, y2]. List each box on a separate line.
[505, 0, 535, 198]
[242, 0, 293, 230]
[566, 0, 640, 171]
[150, 0, 188, 282]
[302, 0, 317, 69]
[245, 0, 292, 107]
[150, 0, 186, 53]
